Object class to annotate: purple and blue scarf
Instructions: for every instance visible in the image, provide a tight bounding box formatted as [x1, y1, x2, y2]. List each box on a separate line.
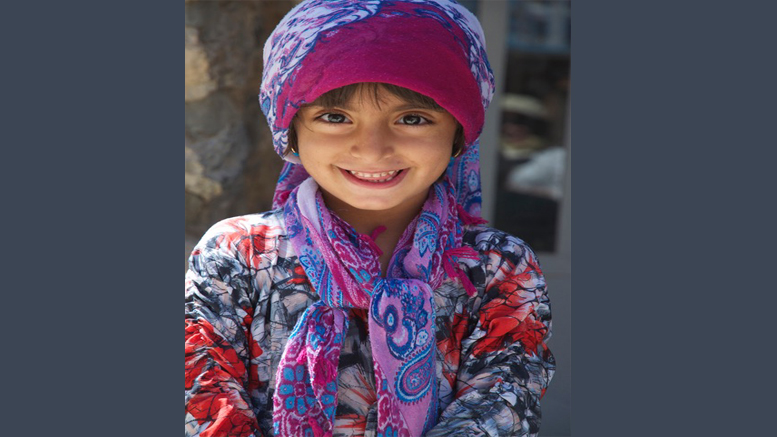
[277, 177, 479, 436]
[259, 1, 494, 435]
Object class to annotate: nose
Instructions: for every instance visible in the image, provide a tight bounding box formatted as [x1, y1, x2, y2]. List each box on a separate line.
[350, 121, 394, 160]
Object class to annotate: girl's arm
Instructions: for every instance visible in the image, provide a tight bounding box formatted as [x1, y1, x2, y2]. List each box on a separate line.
[427, 235, 555, 437]
[185, 218, 266, 437]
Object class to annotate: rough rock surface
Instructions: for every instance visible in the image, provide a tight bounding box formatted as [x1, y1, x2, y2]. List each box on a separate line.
[184, 0, 296, 271]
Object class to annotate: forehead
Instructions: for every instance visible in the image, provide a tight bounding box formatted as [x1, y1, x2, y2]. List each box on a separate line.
[305, 83, 445, 111]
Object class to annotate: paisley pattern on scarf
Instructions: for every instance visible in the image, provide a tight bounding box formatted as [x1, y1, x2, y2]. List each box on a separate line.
[275, 177, 465, 436]
[273, 301, 347, 436]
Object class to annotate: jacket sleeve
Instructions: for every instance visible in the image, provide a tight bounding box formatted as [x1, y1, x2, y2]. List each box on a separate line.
[426, 237, 555, 437]
[185, 219, 265, 437]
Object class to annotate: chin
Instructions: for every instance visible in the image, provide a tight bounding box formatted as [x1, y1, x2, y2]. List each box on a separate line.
[346, 200, 402, 212]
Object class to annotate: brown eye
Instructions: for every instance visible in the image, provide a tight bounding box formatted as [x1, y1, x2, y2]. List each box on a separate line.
[398, 114, 428, 125]
[320, 113, 348, 123]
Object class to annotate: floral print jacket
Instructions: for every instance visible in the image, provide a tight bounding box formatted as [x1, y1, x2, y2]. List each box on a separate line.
[185, 210, 555, 436]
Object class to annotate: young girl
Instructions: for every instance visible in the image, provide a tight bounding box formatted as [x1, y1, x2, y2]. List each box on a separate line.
[185, 1, 554, 436]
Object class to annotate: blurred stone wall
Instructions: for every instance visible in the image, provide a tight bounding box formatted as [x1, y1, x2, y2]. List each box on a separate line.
[185, 0, 297, 270]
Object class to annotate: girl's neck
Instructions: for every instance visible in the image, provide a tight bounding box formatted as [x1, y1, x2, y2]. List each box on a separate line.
[322, 191, 427, 276]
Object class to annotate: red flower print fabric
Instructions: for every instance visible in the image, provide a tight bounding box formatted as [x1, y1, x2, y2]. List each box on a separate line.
[185, 211, 554, 436]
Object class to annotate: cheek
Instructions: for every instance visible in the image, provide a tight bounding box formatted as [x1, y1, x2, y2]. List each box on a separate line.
[417, 143, 454, 179]
[420, 136, 455, 161]
[296, 130, 327, 159]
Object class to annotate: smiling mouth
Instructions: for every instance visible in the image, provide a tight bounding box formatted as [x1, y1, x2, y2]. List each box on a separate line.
[345, 169, 403, 183]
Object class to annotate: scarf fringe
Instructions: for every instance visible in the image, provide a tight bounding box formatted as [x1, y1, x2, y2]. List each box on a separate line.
[442, 247, 480, 297]
[457, 204, 488, 226]
[362, 225, 387, 256]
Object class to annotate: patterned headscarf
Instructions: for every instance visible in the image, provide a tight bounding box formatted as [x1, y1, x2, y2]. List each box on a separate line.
[260, 0, 494, 217]
[259, 1, 494, 436]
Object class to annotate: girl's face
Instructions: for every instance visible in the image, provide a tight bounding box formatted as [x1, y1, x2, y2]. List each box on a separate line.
[294, 86, 458, 217]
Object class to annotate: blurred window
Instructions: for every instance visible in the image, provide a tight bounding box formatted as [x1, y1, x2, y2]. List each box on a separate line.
[492, 0, 571, 253]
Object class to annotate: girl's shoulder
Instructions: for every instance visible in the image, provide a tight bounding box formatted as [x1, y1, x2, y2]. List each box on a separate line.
[458, 224, 547, 314]
[461, 223, 539, 266]
[198, 209, 287, 242]
[190, 209, 289, 265]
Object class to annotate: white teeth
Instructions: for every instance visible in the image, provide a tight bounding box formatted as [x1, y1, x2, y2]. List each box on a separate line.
[348, 170, 398, 178]
[347, 169, 400, 182]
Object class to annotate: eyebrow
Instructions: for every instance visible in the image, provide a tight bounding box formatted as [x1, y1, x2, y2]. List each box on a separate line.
[392, 103, 446, 112]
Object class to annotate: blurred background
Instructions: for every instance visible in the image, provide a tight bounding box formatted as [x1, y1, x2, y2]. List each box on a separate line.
[185, 1, 570, 435]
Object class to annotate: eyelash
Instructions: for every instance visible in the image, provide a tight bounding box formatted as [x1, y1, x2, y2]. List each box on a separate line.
[315, 112, 432, 126]
[397, 114, 430, 125]
[318, 113, 349, 124]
